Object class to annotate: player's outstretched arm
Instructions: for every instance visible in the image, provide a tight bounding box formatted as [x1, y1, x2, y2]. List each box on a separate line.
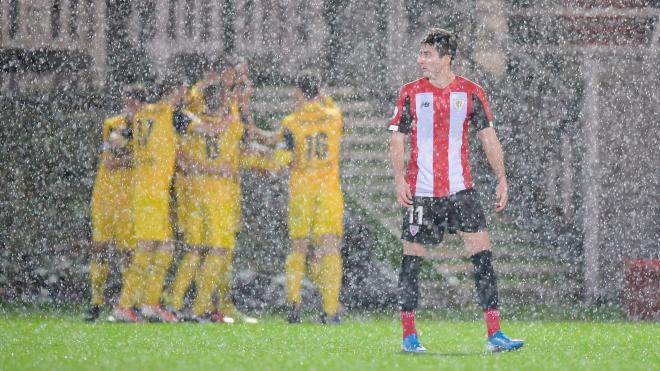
[183, 110, 229, 136]
[246, 123, 278, 147]
[390, 132, 412, 207]
[477, 127, 508, 212]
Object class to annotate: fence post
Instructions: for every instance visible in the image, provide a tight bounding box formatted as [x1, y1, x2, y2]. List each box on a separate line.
[582, 56, 601, 304]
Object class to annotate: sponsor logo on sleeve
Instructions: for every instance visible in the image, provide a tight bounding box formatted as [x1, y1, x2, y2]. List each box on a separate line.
[390, 106, 398, 120]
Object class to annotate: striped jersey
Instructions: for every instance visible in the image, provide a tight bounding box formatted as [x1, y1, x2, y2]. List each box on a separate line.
[388, 76, 493, 198]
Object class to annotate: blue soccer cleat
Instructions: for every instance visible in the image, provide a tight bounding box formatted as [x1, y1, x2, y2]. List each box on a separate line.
[487, 330, 524, 352]
[401, 333, 427, 353]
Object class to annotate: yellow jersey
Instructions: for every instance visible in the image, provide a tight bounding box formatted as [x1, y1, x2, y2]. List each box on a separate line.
[186, 81, 206, 114]
[322, 95, 337, 109]
[179, 82, 206, 173]
[279, 100, 343, 183]
[186, 113, 245, 180]
[95, 115, 132, 183]
[91, 114, 134, 246]
[131, 103, 186, 191]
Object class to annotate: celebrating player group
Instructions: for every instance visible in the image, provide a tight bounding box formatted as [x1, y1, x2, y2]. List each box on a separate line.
[88, 56, 344, 325]
[87, 27, 524, 353]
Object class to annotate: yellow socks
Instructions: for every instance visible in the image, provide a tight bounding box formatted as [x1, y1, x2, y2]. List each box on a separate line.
[308, 258, 323, 289]
[89, 261, 109, 306]
[285, 252, 306, 305]
[144, 250, 173, 306]
[118, 250, 151, 308]
[320, 254, 342, 316]
[193, 253, 229, 316]
[217, 251, 236, 316]
[168, 252, 201, 310]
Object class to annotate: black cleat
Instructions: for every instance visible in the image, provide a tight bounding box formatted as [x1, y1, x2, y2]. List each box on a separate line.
[84, 305, 101, 322]
[287, 304, 301, 324]
[319, 312, 341, 325]
[170, 308, 194, 322]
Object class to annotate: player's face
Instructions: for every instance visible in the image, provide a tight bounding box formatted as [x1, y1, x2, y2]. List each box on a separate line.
[236, 63, 248, 78]
[221, 68, 236, 90]
[161, 84, 187, 106]
[123, 97, 141, 116]
[293, 88, 305, 109]
[172, 84, 188, 104]
[417, 44, 449, 77]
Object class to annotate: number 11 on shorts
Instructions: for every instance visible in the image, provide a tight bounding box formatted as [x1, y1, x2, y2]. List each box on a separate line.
[409, 205, 424, 225]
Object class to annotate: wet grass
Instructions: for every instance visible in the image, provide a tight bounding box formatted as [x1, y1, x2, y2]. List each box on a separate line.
[0, 311, 657, 371]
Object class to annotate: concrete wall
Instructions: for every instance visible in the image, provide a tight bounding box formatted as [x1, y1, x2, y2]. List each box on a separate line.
[593, 54, 660, 301]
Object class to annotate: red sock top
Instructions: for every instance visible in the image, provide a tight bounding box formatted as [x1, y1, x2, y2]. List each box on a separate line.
[401, 311, 417, 338]
[484, 309, 501, 337]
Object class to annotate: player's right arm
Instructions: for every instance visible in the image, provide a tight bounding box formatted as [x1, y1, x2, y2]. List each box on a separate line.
[388, 87, 413, 207]
[390, 132, 411, 207]
[245, 123, 278, 147]
[179, 109, 230, 136]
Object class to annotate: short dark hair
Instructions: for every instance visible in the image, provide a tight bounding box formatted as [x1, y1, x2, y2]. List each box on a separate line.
[203, 84, 223, 112]
[296, 70, 321, 99]
[211, 57, 233, 74]
[232, 55, 247, 67]
[122, 84, 148, 103]
[422, 28, 458, 60]
[155, 72, 184, 100]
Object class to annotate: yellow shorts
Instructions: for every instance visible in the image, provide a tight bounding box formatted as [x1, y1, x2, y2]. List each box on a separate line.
[91, 171, 135, 249]
[185, 176, 240, 249]
[289, 180, 344, 240]
[131, 174, 173, 242]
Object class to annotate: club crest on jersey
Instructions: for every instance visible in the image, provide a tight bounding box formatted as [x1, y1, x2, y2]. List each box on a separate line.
[454, 99, 465, 110]
[409, 225, 420, 236]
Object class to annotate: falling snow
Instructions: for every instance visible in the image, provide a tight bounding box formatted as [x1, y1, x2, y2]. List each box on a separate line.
[0, 0, 658, 322]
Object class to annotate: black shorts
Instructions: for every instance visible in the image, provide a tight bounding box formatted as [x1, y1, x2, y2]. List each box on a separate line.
[400, 189, 487, 245]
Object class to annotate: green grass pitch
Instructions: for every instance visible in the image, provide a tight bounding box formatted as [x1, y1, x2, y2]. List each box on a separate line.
[0, 312, 658, 371]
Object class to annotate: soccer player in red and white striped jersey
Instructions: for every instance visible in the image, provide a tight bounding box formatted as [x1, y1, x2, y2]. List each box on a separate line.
[389, 28, 524, 353]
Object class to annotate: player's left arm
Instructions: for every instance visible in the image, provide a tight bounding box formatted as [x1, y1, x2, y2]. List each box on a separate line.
[240, 129, 276, 175]
[472, 90, 507, 212]
[104, 154, 133, 169]
[478, 128, 507, 212]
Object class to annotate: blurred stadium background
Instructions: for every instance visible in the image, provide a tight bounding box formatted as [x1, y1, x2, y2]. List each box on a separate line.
[0, 0, 658, 317]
